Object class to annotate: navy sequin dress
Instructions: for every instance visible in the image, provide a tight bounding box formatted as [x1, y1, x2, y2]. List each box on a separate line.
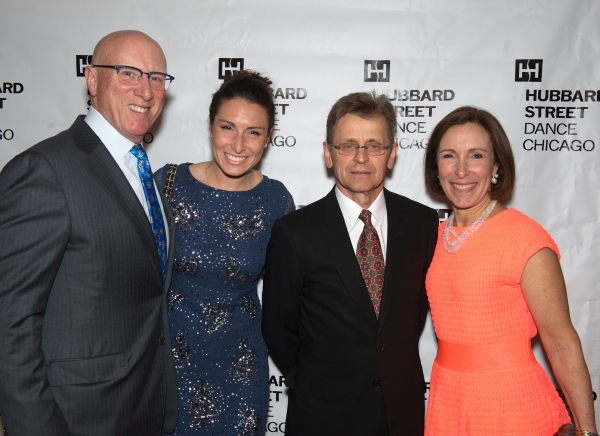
[156, 163, 294, 435]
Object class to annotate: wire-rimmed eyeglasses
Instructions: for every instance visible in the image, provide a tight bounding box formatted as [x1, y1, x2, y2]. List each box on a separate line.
[328, 142, 392, 156]
[92, 65, 175, 91]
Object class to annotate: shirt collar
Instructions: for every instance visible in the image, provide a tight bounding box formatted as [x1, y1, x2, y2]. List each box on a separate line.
[84, 107, 137, 160]
[335, 186, 386, 229]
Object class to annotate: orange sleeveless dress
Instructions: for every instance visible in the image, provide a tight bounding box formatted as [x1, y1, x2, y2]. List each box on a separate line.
[424, 208, 570, 435]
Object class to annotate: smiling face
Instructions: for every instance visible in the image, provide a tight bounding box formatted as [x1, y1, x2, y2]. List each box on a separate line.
[437, 122, 499, 218]
[85, 31, 167, 144]
[323, 114, 397, 208]
[209, 98, 270, 181]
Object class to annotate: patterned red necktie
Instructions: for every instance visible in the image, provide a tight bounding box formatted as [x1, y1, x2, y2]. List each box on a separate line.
[356, 210, 385, 317]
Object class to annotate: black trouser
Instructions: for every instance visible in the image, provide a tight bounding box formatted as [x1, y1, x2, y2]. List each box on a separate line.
[378, 402, 389, 436]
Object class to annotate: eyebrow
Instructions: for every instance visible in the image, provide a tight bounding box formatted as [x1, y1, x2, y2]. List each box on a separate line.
[338, 137, 384, 143]
[216, 118, 267, 130]
[438, 147, 490, 153]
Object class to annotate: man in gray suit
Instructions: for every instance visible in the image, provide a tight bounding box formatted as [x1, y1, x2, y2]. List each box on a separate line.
[0, 30, 178, 435]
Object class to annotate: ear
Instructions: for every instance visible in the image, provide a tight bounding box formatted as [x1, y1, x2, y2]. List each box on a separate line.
[84, 65, 98, 98]
[493, 161, 499, 177]
[387, 142, 399, 170]
[323, 141, 334, 169]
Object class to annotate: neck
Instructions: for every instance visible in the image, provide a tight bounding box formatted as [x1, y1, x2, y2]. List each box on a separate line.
[205, 161, 254, 191]
[337, 184, 382, 209]
[453, 197, 495, 227]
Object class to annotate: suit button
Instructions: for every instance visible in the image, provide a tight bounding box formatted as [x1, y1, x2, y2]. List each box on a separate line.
[372, 379, 381, 388]
[375, 343, 384, 352]
[159, 337, 166, 345]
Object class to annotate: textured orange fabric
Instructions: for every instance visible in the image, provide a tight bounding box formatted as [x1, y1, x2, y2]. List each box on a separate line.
[425, 208, 570, 435]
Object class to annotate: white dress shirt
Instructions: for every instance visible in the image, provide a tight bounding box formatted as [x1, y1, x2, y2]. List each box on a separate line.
[334, 186, 388, 261]
[84, 107, 169, 246]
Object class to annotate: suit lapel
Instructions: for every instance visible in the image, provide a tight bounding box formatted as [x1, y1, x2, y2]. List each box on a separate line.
[321, 190, 378, 331]
[377, 189, 407, 333]
[71, 117, 162, 282]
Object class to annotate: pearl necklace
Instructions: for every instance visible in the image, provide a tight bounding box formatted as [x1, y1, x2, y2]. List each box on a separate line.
[442, 200, 497, 254]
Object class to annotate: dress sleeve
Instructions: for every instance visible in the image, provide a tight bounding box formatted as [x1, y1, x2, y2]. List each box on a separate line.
[284, 190, 296, 215]
[517, 213, 561, 272]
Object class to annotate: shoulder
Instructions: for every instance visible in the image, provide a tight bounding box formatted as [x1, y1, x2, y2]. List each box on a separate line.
[261, 176, 296, 213]
[495, 208, 559, 257]
[278, 193, 330, 225]
[262, 176, 291, 196]
[501, 208, 550, 236]
[384, 189, 438, 223]
[153, 163, 173, 187]
[12, 116, 94, 167]
[153, 162, 189, 189]
[1, 123, 82, 183]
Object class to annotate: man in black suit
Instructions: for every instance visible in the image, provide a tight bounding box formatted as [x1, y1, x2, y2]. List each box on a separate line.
[0, 30, 177, 435]
[262, 92, 438, 435]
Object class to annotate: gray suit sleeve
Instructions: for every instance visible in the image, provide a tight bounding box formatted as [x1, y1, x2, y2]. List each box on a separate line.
[0, 152, 71, 435]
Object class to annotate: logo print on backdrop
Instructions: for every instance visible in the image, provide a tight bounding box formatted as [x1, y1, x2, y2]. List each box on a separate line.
[515, 59, 543, 82]
[436, 209, 452, 225]
[364, 60, 390, 82]
[76, 55, 93, 77]
[218, 58, 244, 79]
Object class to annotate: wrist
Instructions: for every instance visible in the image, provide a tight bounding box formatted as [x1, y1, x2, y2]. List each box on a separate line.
[575, 430, 599, 436]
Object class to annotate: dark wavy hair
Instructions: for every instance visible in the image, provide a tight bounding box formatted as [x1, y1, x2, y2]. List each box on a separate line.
[424, 106, 515, 200]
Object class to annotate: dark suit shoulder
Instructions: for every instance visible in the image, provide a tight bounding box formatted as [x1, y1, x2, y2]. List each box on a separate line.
[384, 189, 438, 222]
[275, 192, 331, 228]
[22, 115, 93, 159]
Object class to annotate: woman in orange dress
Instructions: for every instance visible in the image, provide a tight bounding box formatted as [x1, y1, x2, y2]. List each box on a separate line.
[423, 106, 597, 435]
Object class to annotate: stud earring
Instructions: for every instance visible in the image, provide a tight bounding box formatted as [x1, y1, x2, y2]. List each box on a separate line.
[491, 174, 498, 184]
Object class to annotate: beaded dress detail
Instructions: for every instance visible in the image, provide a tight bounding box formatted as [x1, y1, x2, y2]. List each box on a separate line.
[156, 163, 294, 435]
[425, 208, 570, 435]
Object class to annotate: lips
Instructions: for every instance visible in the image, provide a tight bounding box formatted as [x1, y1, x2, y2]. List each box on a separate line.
[225, 152, 247, 163]
[451, 183, 476, 191]
[128, 104, 149, 113]
[350, 168, 372, 176]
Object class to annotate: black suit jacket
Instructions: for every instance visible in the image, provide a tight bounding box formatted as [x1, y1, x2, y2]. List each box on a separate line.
[262, 188, 438, 436]
[0, 116, 178, 436]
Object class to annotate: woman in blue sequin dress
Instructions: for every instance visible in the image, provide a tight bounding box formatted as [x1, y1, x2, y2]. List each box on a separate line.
[155, 71, 294, 435]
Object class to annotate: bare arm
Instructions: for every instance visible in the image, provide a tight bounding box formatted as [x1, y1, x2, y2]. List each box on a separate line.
[521, 248, 596, 433]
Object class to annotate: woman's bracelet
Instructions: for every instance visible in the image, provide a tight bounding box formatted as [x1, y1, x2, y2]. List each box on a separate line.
[575, 430, 599, 436]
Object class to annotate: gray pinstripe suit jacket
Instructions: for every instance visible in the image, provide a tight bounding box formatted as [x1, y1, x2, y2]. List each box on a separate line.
[0, 116, 178, 436]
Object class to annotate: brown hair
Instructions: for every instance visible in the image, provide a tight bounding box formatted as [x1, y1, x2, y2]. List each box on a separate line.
[424, 106, 515, 200]
[326, 91, 396, 144]
[209, 70, 276, 132]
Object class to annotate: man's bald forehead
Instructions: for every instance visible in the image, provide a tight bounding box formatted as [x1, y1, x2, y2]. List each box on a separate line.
[92, 30, 165, 65]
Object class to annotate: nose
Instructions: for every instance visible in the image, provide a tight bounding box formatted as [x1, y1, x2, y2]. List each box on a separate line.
[231, 133, 245, 154]
[133, 75, 153, 101]
[455, 157, 469, 178]
[353, 147, 369, 164]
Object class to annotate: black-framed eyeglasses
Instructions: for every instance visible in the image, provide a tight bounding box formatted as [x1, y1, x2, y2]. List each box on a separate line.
[92, 65, 175, 91]
[328, 142, 392, 156]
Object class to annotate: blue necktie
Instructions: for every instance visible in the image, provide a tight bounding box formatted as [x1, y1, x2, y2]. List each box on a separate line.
[130, 144, 167, 283]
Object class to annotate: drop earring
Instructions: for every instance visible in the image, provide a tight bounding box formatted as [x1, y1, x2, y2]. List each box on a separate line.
[491, 174, 498, 184]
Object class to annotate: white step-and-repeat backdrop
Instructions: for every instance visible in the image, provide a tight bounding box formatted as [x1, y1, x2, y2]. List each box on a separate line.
[1, 0, 598, 431]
